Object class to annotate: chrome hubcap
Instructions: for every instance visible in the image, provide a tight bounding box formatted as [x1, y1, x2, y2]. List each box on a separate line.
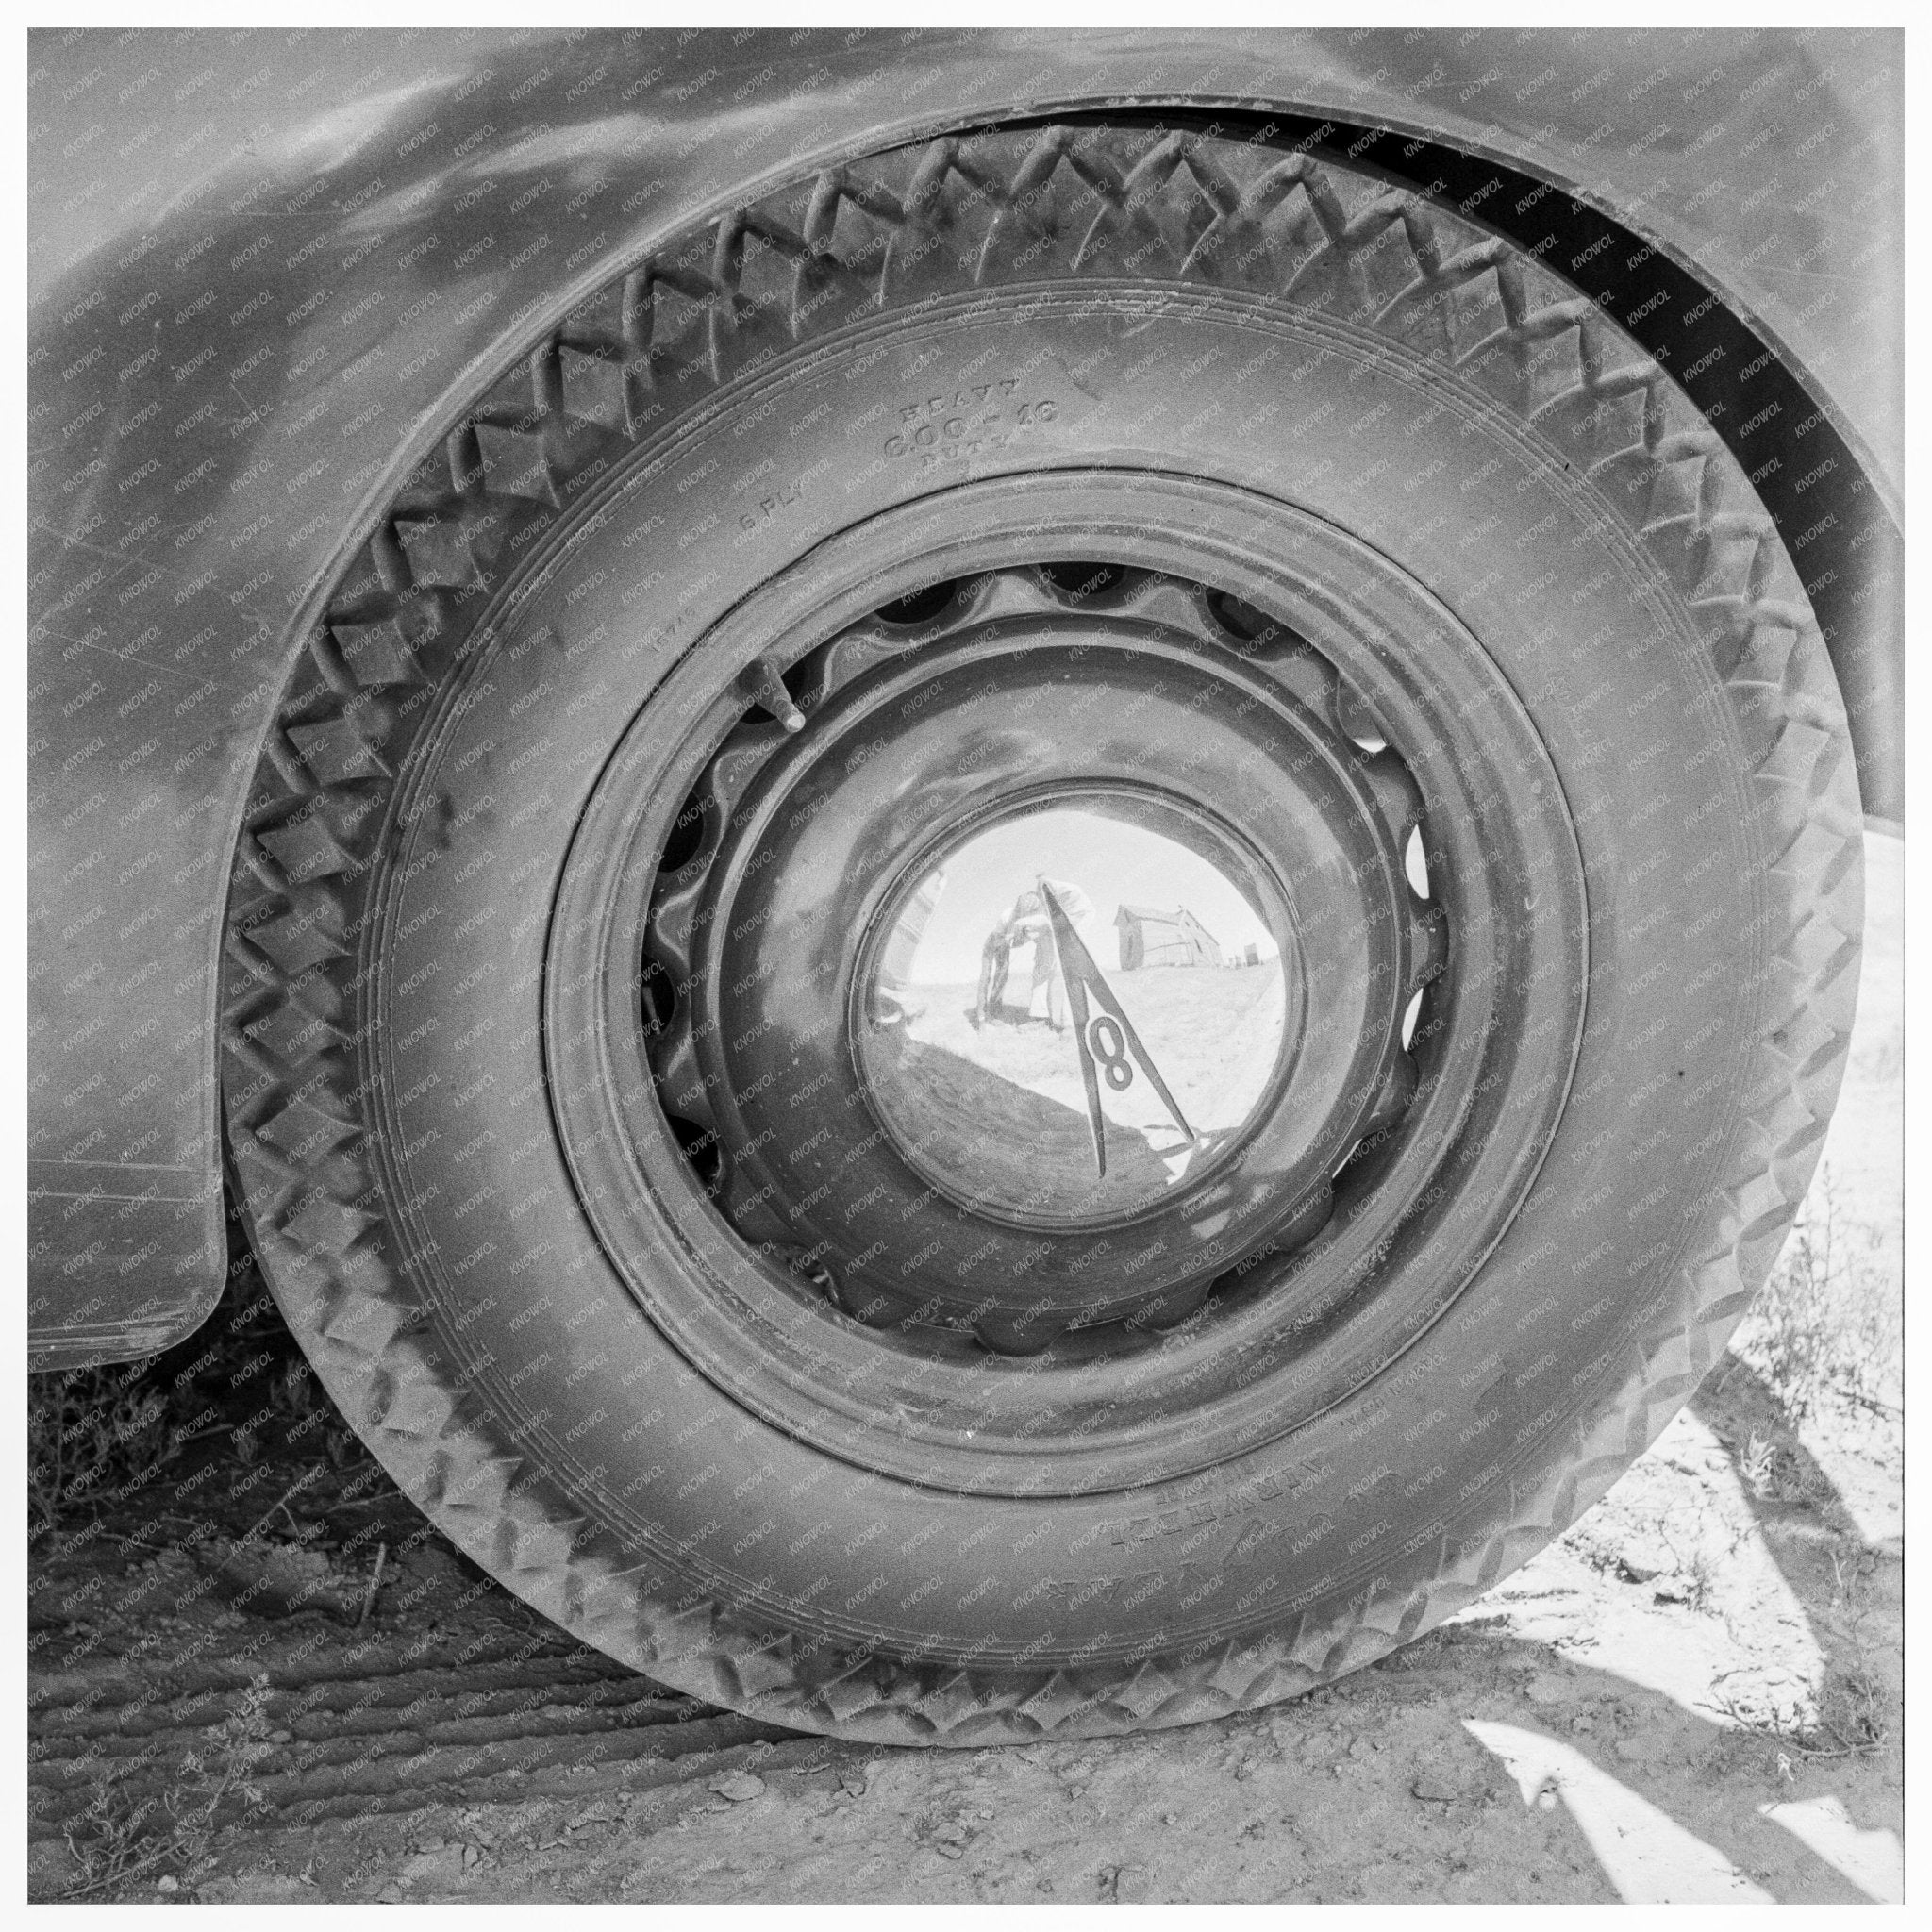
[858, 794, 1291, 1227]
[641, 564, 1442, 1352]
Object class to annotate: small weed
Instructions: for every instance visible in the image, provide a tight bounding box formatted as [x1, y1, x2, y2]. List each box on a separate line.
[1818, 1663, 1890, 1754]
[1709, 1669, 1889, 1764]
[1674, 1545, 1718, 1615]
[1820, 1536, 1891, 1754]
[57, 1676, 276, 1900]
[1829, 1539, 1882, 1607]
[1706, 1528, 1892, 1766]
[1736, 1432, 1815, 1506]
[27, 1365, 175, 1538]
[1558, 1524, 1623, 1574]
[269, 1357, 318, 1419]
[1647, 1504, 1732, 1614]
[55, 1777, 162, 1901]
[1738, 1432, 1775, 1498]
[1732, 1174, 1901, 1422]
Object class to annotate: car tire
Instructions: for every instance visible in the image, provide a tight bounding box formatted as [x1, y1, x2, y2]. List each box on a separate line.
[221, 123, 1862, 1741]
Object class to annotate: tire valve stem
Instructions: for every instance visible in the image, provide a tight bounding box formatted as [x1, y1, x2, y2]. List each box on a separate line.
[742, 655, 806, 733]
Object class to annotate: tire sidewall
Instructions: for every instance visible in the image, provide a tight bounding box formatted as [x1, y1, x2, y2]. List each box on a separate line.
[367, 288, 1772, 1664]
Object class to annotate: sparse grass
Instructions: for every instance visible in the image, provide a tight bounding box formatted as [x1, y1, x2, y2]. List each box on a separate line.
[1729, 1175, 1901, 1423]
[1650, 1508, 1728, 1615]
[1676, 1546, 1720, 1616]
[27, 1363, 176, 1538]
[1737, 1431, 1775, 1497]
[55, 1676, 277, 1900]
[1557, 1524, 1625, 1577]
[1818, 1538, 1892, 1756]
[1710, 1665, 1890, 1772]
[1706, 1529, 1892, 1771]
[1736, 1431, 1820, 1507]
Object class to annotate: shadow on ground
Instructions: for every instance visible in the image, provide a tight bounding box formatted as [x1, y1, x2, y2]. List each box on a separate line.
[27, 1332, 1901, 1905]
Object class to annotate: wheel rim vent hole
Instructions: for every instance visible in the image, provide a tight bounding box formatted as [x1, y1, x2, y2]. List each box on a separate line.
[1337, 686, 1387, 751]
[1037, 560, 1139, 606]
[658, 787, 712, 876]
[1205, 588, 1277, 642]
[640, 956, 676, 1037]
[668, 1115, 723, 1191]
[1405, 977, 1450, 1060]
[875, 578, 963, 627]
[779, 656, 818, 710]
[1404, 825, 1430, 899]
[1401, 986, 1424, 1052]
[1203, 591, 1328, 674]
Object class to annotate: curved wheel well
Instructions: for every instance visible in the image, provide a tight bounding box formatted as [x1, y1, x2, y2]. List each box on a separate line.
[991, 106, 1900, 825]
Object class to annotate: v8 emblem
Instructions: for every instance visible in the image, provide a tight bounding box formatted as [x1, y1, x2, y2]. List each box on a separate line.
[1041, 881, 1194, 1178]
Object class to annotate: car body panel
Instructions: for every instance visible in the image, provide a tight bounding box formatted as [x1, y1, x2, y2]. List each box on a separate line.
[27, 26, 1903, 1363]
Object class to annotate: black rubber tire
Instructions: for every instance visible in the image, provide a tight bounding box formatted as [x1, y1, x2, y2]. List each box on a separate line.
[222, 124, 1863, 1741]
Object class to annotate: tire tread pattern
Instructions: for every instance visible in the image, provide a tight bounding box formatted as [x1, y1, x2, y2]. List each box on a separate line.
[220, 125, 1862, 1741]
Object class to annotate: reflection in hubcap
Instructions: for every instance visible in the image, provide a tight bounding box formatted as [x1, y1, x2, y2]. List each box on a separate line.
[858, 798, 1291, 1227]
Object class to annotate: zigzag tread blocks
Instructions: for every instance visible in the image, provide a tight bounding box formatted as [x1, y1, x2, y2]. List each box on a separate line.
[218, 123, 1862, 1741]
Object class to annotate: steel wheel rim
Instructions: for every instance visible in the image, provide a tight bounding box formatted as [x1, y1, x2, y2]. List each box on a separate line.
[544, 469, 1588, 1495]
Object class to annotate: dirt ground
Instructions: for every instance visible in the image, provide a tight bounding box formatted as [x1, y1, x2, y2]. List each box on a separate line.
[26, 839, 1902, 1905]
